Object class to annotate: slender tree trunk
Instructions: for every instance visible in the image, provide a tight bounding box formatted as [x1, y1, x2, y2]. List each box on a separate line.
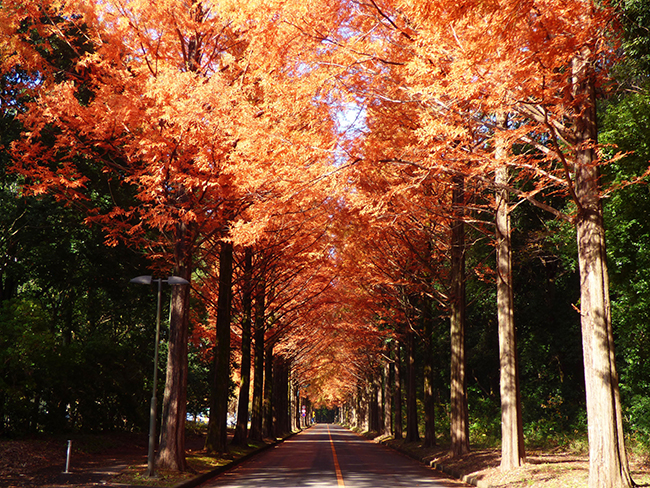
[205, 241, 234, 453]
[450, 176, 469, 457]
[150, 14, 203, 472]
[393, 339, 403, 439]
[369, 375, 379, 433]
[347, 394, 357, 426]
[356, 383, 365, 431]
[383, 358, 391, 436]
[572, 48, 632, 488]
[272, 355, 289, 437]
[377, 371, 384, 435]
[495, 114, 525, 470]
[158, 221, 192, 471]
[294, 382, 301, 430]
[352, 390, 359, 429]
[249, 278, 266, 442]
[406, 327, 419, 442]
[423, 308, 436, 447]
[262, 341, 273, 438]
[232, 248, 253, 446]
[281, 359, 291, 434]
[362, 383, 370, 431]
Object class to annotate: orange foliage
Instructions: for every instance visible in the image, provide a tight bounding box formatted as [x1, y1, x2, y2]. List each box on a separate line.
[2, 0, 626, 415]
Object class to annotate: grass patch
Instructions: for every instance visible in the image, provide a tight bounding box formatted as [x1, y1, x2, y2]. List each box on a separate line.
[111, 440, 271, 487]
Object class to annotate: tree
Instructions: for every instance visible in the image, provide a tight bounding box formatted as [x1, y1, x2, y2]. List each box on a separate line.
[449, 176, 469, 456]
[4, 0, 341, 468]
[495, 114, 525, 469]
[249, 268, 266, 442]
[572, 45, 632, 488]
[601, 88, 650, 450]
[205, 241, 233, 453]
[423, 305, 437, 447]
[0, 29, 160, 436]
[232, 248, 253, 445]
[392, 339, 403, 439]
[405, 323, 419, 442]
[395, 0, 634, 484]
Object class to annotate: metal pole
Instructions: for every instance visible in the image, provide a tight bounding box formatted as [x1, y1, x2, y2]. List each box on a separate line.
[147, 278, 162, 478]
[64, 440, 72, 473]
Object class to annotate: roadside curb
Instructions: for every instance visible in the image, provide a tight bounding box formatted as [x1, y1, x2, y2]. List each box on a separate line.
[375, 438, 493, 488]
[172, 429, 302, 488]
[429, 461, 493, 488]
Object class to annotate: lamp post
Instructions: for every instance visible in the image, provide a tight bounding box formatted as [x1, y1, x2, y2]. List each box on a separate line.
[130, 275, 189, 478]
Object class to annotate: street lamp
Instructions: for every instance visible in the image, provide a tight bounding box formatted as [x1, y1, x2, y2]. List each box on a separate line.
[130, 275, 190, 478]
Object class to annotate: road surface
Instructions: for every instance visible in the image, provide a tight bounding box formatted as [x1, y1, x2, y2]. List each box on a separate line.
[199, 423, 466, 488]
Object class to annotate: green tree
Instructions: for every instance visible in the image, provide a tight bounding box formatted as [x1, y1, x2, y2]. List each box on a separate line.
[601, 89, 650, 448]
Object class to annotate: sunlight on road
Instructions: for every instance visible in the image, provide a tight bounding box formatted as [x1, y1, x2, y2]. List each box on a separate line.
[327, 424, 345, 487]
[200, 425, 456, 487]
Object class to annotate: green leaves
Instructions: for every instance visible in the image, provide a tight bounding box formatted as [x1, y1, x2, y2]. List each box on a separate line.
[600, 69, 650, 449]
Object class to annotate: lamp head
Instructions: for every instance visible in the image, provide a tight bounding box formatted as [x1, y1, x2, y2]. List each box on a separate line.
[130, 275, 153, 285]
[166, 276, 190, 285]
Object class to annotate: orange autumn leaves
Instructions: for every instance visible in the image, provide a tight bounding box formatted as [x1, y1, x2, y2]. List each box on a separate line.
[1, 0, 390, 403]
[2, 0, 626, 408]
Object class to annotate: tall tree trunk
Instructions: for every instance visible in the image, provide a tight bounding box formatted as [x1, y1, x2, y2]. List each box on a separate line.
[393, 339, 403, 439]
[347, 393, 357, 426]
[354, 387, 361, 430]
[149, 13, 203, 472]
[369, 375, 379, 433]
[450, 176, 469, 457]
[405, 327, 419, 442]
[423, 307, 436, 448]
[158, 221, 192, 471]
[357, 383, 365, 431]
[383, 357, 391, 436]
[262, 341, 273, 438]
[377, 371, 384, 435]
[232, 248, 253, 446]
[362, 383, 370, 431]
[282, 359, 291, 434]
[572, 48, 633, 488]
[205, 241, 234, 453]
[495, 114, 525, 470]
[249, 277, 266, 442]
[294, 382, 301, 430]
[273, 355, 290, 436]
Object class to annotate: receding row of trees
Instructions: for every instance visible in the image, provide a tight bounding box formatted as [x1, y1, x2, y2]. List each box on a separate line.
[1, 0, 650, 487]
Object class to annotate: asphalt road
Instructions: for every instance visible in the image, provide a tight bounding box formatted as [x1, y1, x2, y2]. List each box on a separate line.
[199, 424, 465, 488]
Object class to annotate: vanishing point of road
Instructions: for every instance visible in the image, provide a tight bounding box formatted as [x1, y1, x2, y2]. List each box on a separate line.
[198, 423, 467, 488]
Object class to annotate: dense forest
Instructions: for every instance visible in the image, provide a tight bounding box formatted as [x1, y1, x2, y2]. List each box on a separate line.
[1, 0, 649, 486]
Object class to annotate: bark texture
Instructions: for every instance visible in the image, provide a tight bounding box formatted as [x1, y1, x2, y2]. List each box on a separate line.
[272, 355, 290, 437]
[450, 176, 469, 457]
[423, 310, 436, 448]
[157, 222, 192, 471]
[495, 114, 525, 470]
[393, 340, 403, 439]
[232, 249, 253, 446]
[262, 341, 273, 437]
[249, 277, 266, 442]
[383, 358, 392, 436]
[572, 48, 632, 488]
[205, 241, 234, 453]
[405, 327, 419, 442]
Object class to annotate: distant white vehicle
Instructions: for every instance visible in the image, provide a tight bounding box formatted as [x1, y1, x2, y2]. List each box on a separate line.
[187, 412, 209, 424]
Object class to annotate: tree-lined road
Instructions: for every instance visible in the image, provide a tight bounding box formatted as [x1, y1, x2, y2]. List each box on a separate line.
[200, 424, 466, 488]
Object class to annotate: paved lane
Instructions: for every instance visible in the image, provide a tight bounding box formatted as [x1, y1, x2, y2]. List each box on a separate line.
[199, 424, 465, 488]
